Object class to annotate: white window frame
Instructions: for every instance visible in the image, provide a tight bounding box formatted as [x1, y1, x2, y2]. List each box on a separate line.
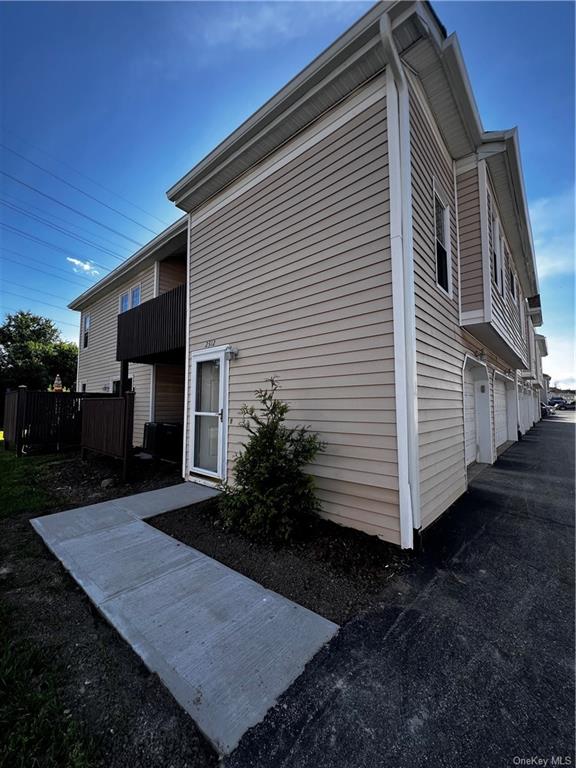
[188, 346, 230, 481]
[118, 282, 142, 313]
[432, 180, 452, 298]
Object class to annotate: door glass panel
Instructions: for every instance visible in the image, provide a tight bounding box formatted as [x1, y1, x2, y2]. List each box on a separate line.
[194, 415, 218, 472]
[195, 360, 220, 412]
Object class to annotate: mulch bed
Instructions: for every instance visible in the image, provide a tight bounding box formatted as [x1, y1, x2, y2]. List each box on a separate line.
[150, 500, 411, 625]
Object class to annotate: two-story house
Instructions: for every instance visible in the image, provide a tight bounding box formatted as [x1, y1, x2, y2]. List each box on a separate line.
[70, 0, 548, 548]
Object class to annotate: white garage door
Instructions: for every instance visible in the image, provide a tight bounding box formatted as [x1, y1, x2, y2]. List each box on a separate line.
[464, 367, 477, 465]
[494, 378, 508, 448]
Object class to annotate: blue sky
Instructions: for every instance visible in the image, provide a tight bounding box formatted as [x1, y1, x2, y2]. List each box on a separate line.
[0, 1, 574, 385]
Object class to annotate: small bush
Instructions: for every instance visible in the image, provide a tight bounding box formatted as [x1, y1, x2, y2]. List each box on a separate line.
[219, 378, 324, 542]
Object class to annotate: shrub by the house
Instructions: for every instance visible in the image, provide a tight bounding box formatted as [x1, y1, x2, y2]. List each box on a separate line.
[219, 378, 324, 542]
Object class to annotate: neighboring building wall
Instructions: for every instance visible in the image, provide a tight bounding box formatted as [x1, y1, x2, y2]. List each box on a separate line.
[154, 364, 185, 423]
[76, 265, 155, 445]
[186, 75, 402, 543]
[158, 256, 186, 295]
[409, 74, 520, 530]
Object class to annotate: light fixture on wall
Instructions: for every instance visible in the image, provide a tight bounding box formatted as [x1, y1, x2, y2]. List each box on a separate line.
[225, 347, 239, 361]
[474, 349, 486, 362]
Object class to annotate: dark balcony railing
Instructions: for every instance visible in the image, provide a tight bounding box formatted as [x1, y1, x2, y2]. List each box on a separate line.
[116, 283, 186, 364]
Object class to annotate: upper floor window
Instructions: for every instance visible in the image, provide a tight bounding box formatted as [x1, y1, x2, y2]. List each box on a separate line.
[83, 314, 91, 349]
[434, 192, 450, 294]
[119, 284, 141, 313]
[491, 217, 504, 294]
[508, 259, 517, 303]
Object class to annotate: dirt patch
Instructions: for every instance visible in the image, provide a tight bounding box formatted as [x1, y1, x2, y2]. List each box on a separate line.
[37, 450, 183, 511]
[1, 447, 217, 768]
[149, 501, 411, 625]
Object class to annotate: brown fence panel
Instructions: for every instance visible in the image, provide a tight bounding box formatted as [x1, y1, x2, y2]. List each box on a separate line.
[3, 389, 116, 455]
[3, 391, 20, 448]
[81, 393, 134, 479]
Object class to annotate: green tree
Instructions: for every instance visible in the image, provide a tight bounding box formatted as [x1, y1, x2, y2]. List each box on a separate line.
[0, 311, 78, 392]
[219, 377, 325, 542]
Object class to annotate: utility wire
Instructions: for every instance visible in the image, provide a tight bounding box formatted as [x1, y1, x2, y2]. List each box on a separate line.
[1, 247, 95, 284]
[3, 289, 79, 315]
[1, 198, 126, 262]
[0, 170, 145, 248]
[1, 127, 171, 228]
[0, 303, 79, 329]
[0, 142, 160, 236]
[1, 253, 95, 288]
[3, 279, 73, 303]
[0, 222, 113, 273]
[1, 191, 133, 254]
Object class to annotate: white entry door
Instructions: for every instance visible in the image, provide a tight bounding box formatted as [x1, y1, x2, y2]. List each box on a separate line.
[189, 348, 228, 479]
[494, 378, 508, 448]
[464, 366, 477, 466]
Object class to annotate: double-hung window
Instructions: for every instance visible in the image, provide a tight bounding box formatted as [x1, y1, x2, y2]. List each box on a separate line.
[434, 191, 450, 294]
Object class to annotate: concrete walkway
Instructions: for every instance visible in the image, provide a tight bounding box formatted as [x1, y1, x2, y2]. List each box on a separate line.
[227, 414, 575, 768]
[31, 484, 338, 755]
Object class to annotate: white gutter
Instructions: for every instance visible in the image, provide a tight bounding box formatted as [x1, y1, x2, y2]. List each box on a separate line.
[380, 15, 420, 548]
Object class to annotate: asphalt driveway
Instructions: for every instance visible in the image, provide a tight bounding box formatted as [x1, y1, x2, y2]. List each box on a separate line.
[228, 413, 575, 768]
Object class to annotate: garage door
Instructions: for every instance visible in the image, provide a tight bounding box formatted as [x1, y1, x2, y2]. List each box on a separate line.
[464, 367, 477, 465]
[494, 378, 508, 448]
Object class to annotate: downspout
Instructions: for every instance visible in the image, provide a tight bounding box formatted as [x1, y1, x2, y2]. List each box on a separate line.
[380, 16, 421, 547]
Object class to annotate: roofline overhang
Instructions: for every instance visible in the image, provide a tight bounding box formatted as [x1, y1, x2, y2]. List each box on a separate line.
[166, 1, 398, 209]
[68, 216, 187, 311]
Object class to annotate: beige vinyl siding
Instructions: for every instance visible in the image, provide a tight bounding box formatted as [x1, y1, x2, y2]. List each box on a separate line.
[410, 73, 525, 530]
[158, 256, 186, 294]
[409, 77, 468, 530]
[154, 364, 185, 423]
[77, 265, 155, 445]
[486, 178, 529, 365]
[457, 167, 484, 313]
[186, 76, 401, 543]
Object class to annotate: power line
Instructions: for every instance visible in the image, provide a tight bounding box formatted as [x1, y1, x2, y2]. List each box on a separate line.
[0, 142, 160, 236]
[1, 198, 126, 262]
[2, 191, 133, 254]
[3, 289, 78, 315]
[1, 247, 95, 284]
[3, 279, 73, 303]
[0, 222, 112, 273]
[0, 170, 145, 248]
[1, 253, 95, 289]
[0, 303, 79, 329]
[1, 126, 171, 228]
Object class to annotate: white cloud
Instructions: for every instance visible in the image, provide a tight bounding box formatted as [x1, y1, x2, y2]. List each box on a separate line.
[67, 257, 99, 277]
[529, 188, 575, 279]
[541, 332, 576, 389]
[200, 1, 369, 51]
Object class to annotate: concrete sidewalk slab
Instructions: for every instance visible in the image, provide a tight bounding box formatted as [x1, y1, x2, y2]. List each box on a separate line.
[31, 482, 338, 755]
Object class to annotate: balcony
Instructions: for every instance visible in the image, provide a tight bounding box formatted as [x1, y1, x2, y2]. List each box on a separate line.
[117, 283, 186, 364]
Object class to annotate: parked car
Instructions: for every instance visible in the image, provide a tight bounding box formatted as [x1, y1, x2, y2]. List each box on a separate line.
[548, 397, 569, 410]
[541, 402, 554, 418]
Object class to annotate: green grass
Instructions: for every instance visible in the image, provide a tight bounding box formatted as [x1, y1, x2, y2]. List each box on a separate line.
[0, 608, 96, 768]
[0, 441, 60, 519]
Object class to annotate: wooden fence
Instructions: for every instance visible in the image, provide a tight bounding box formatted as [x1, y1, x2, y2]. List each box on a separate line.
[3, 388, 112, 456]
[81, 393, 134, 480]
